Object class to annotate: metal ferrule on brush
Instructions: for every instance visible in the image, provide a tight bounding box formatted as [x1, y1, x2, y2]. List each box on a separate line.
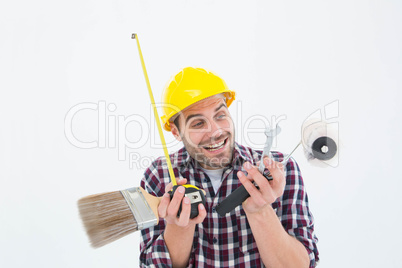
[120, 187, 158, 230]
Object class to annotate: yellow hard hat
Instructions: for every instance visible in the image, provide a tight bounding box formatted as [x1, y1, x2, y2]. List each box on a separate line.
[161, 67, 236, 131]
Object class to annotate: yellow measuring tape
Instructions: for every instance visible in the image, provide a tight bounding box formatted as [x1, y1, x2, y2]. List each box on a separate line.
[132, 33, 177, 186]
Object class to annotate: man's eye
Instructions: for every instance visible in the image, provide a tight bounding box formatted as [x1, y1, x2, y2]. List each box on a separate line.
[192, 121, 204, 128]
[217, 114, 226, 119]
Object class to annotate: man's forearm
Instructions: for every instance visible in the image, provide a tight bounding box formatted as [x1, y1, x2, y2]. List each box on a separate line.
[246, 206, 310, 268]
[164, 223, 196, 268]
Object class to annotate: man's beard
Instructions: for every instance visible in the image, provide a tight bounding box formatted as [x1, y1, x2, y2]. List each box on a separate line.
[181, 131, 235, 169]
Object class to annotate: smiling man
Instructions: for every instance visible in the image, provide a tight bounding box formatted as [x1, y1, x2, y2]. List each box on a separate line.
[139, 67, 319, 267]
[172, 95, 235, 169]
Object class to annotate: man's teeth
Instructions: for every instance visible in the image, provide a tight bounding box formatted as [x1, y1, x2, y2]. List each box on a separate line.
[204, 140, 225, 151]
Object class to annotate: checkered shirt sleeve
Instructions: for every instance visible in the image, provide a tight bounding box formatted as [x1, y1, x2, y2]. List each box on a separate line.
[139, 158, 173, 267]
[278, 156, 319, 267]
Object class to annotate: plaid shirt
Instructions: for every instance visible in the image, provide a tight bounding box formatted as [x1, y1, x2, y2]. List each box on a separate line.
[140, 142, 319, 267]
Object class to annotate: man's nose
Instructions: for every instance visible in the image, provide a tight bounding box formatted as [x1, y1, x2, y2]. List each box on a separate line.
[207, 120, 223, 139]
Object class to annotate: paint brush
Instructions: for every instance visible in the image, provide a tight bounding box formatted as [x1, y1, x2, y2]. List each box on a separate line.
[77, 187, 160, 248]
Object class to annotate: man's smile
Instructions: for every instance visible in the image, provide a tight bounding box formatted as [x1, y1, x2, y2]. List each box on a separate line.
[200, 137, 229, 153]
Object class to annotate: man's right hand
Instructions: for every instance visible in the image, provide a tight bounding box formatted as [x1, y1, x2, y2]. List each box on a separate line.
[158, 178, 207, 227]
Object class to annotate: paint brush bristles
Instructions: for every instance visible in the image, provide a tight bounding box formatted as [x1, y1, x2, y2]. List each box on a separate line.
[78, 187, 160, 248]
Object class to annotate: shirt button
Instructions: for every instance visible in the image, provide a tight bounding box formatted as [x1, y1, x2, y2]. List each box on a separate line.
[212, 207, 216, 212]
[203, 179, 208, 182]
[213, 237, 217, 244]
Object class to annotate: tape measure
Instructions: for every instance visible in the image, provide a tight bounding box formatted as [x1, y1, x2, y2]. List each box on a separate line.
[132, 33, 206, 219]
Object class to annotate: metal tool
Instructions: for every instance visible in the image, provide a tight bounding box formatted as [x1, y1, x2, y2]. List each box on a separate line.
[216, 124, 301, 216]
[258, 124, 281, 179]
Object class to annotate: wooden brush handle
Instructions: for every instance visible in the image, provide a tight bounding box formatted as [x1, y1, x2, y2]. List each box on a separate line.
[139, 187, 162, 223]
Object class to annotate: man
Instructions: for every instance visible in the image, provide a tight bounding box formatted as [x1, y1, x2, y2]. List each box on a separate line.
[140, 67, 319, 267]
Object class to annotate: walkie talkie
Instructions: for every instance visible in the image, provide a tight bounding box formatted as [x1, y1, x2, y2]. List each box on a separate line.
[133, 33, 206, 219]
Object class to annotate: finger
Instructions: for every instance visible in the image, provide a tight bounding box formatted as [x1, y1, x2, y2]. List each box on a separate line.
[237, 170, 263, 199]
[264, 158, 286, 197]
[177, 178, 188, 185]
[167, 186, 185, 216]
[165, 182, 173, 192]
[238, 170, 270, 207]
[165, 178, 187, 194]
[264, 158, 285, 180]
[256, 156, 270, 171]
[190, 203, 207, 224]
[158, 193, 171, 218]
[243, 162, 272, 195]
[177, 196, 191, 226]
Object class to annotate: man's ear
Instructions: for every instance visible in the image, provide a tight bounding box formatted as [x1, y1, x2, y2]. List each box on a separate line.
[170, 122, 182, 141]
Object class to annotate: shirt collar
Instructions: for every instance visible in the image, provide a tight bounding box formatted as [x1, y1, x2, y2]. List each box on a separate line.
[232, 142, 254, 164]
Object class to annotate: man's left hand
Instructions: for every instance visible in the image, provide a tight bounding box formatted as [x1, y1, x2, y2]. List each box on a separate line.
[237, 157, 286, 214]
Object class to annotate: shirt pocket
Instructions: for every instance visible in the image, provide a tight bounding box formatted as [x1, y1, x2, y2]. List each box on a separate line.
[235, 206, 258, 254]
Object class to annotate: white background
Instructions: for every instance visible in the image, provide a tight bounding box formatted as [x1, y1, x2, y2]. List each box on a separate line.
[1, 0, 401, 267]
